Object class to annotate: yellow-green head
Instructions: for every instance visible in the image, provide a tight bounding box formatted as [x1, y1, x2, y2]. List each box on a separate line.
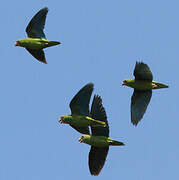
[122, 79, 136, 88]
[79, 135, 90, 143]
[59, 115, 72, 124]
[15, 40, 20, 47]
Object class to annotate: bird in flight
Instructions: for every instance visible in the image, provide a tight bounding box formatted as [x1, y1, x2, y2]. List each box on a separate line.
[15, 7, 61, 64]
[79, 95, 124, 175]
[59, 83, 106, 135]
[122, 61, 168, 126]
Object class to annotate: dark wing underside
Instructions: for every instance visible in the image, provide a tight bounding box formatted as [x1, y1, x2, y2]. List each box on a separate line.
[70, 83, 94, 116]
[89, 146, 109, 176]
[26, 48, 47, 64]
[89, 95, 109, 175]
[26, 7, 48, 39]
[131, 90, 152, 126]
[90, 95, 109, 136]
[70, 125, 90, 134]
[134, 62, 153, 81]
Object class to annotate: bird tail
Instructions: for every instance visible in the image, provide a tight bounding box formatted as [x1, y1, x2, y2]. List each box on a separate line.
[49, 41, 61, 46]
[109, 140, 125, 146]
[43, 40, 61, 48]
[153, 82, 169, 89]
[51, 40, 61, 45]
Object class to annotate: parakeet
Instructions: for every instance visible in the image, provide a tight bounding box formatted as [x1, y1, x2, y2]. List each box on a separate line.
[59, 83, 106, 134]
[79, 95, 124, 176]
[122, 61, 169, 126]
[15, 7, 60, 64]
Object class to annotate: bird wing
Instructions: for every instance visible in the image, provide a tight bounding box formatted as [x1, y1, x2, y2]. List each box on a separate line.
[26, 7, 48, 39]
[26, 48, 47, 64]
[70, 83, 94, 116]
[134, 62, 153, 81]
[89, 146, 109, 176]
[90, 95, 109, 136]
[69, 125, 90, 134]
[131, 89, 152, 126]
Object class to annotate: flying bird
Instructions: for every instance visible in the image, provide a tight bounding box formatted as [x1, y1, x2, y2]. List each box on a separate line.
[122, 61, 169, 126]
[59, 83, 106, 134]
[79, 95, 124, 176]
[15, 7, 61, 64]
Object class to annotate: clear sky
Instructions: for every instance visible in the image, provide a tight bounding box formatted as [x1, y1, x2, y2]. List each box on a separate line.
[0, 0, 177, 179]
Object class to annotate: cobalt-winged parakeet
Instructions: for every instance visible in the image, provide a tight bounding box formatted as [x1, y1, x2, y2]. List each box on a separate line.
[15, 7, 61, 64]
[59, 83, 106, 134]
[79, 95, 124, 176]
[122, 61, 169, 126]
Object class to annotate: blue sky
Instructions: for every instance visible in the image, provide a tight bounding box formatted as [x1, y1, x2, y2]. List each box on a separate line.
[0, 0, 178, 179]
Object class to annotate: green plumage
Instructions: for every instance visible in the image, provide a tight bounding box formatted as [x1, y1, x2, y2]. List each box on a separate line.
[79, 135, 124, 147]
[122, 61, 168, 126]
[16, 38, 60, 49]
[59, 83, 106, 135]
[122, 79, 168, 90]
[60, 115, 106, 128]
[15, 7, 60, 64]
[79, 95, 124, 176]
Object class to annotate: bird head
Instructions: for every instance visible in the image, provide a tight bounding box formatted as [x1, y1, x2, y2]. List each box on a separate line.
[78, 135, 90, 144]
[15, 41, 20, 46]
[58, 115, 71, 124]
[122, 79, 135, 88]
[122, 80, 128, 86]
[78, 136, 84, 143]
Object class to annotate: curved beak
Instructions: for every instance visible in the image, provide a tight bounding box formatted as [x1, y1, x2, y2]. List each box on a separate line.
[122, 82, 126, 86]
[15, 41, 19, 46]
[78, 137, 83, 143]
[58, 117, 62, 124]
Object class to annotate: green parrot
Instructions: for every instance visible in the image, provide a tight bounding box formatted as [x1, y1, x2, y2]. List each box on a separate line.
[15, 7, 60, 64]
[59, 83, 106, 134]
[79, 95, 124, 176]
[122, 61, 169, 126]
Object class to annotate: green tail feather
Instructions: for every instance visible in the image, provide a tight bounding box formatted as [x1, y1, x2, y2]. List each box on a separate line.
[109, 140, 125, 146]
[153, 82, 169, 89]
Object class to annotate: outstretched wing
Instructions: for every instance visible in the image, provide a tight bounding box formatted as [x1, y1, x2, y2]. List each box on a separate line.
[134, 62, 153, 81]
[26, 7, 48, 39]
[90, 95, 109, 136]
[70, 83, 94, 116]
[88, 95, 109, 175]
[26, 48, 47, 64]
[131, 90, 152, 126]
[89, 146, 109, 176]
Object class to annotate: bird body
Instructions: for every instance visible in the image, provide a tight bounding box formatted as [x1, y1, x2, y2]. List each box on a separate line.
[79, 95, 124, 176]
[15, 7, 60, 64]
[60, 115, 106, 128]
[59, 83, 106, 135]
[79, 135, 124, 147]
[15, 38, 60, 49]
[122, 62, 168, 126]
[123, 79, 168, 90]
